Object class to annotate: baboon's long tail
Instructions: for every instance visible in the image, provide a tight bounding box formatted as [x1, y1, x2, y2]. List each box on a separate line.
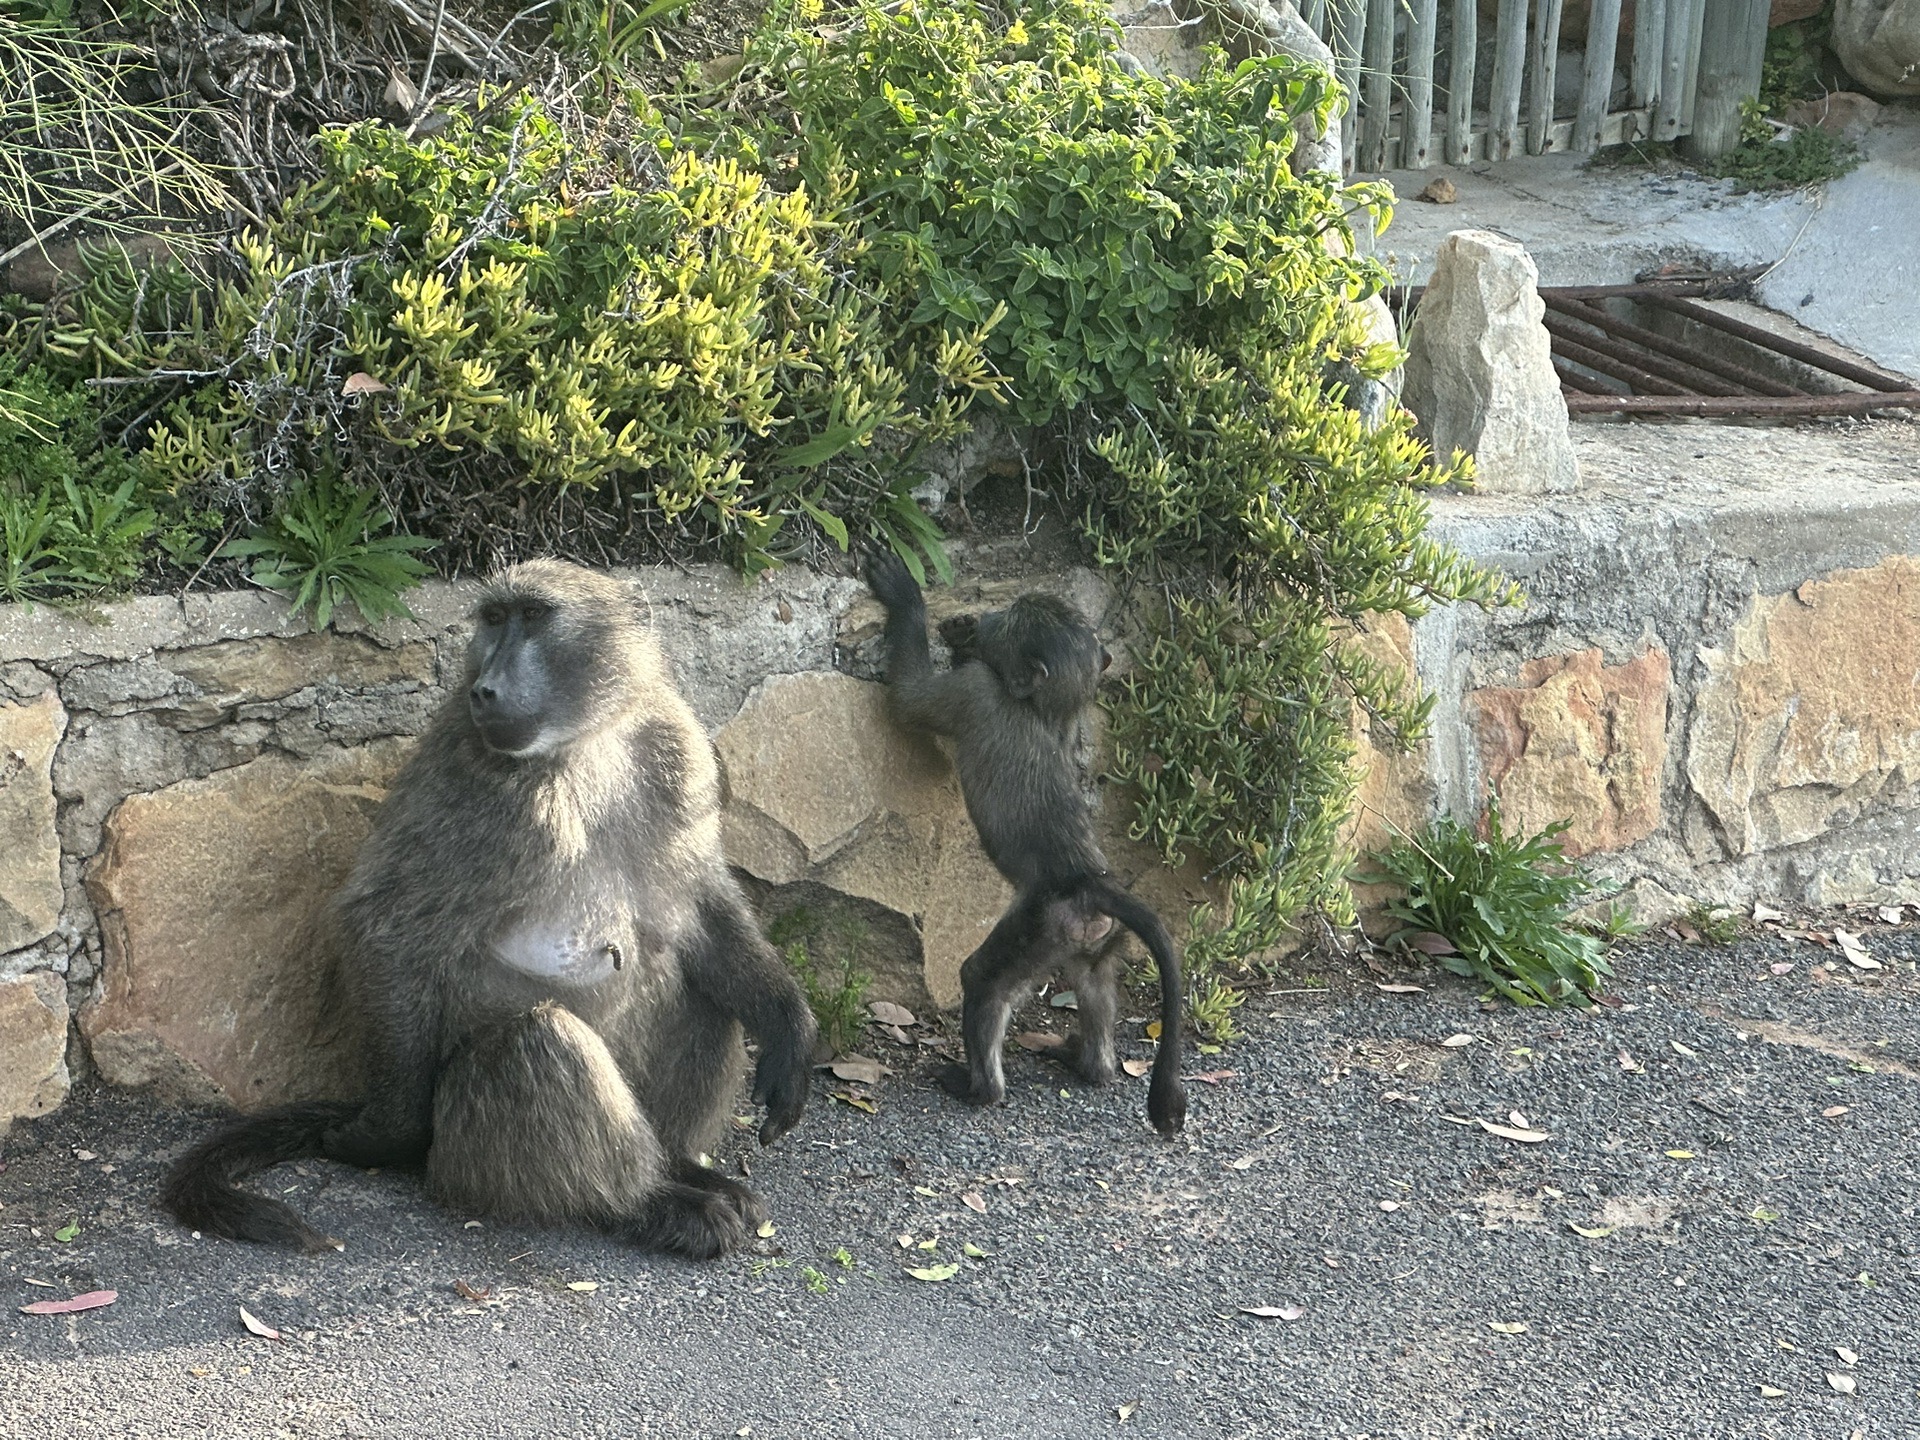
[1082, 877, 1188, 1138]
[163, 1101, 360, 1251]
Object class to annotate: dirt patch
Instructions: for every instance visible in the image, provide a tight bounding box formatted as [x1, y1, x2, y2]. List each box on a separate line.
[1698, 1006, 1920, 1079]
[1325, 1037, 1448, 1084]
[1597, 1195, 1679, 1231]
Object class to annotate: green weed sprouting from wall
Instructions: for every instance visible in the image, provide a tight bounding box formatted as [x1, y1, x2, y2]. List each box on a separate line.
[28, 0, 1519, 1023]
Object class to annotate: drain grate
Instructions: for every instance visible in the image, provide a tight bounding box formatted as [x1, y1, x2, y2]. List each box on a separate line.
[1393, 276, 1920, 420]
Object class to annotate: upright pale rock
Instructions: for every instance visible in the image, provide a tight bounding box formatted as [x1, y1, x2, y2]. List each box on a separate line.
[1403, 230, 1580, 495]
[1832, 0, 1920, 96]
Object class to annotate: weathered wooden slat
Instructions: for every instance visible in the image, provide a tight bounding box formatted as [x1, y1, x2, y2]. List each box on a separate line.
[1630, 0, 1665, 109]
[1488, 0, 1529, 160]
[1653, 0, 1693, 140]
[1357, 0, 1397, 170]
[1680, 0, 1769, 159]
[1572, 0, 1623, 151]
[1679, 0, 1708, 130]
[1404, 0, 1440, 168]
[1527, 0, 1566, 154]
[1330, 0, 1367, 168]
[1446, 0, 1478, 164]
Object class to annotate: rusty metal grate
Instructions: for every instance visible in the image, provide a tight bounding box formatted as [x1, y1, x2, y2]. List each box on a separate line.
[1392, 277, 1920, 420]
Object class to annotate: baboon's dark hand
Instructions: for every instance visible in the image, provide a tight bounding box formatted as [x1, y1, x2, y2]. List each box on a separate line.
[863, 547, 923, 611]
[937, 612, 980, 662]
[752, 1044, 810, 1147]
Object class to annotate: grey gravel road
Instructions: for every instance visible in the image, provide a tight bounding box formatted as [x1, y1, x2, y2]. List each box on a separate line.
[3, 928, 1916, 1440]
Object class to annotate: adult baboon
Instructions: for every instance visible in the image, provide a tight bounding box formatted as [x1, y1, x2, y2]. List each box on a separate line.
[865, 551, 1187, 1137]
[165, 560, 817, 1258]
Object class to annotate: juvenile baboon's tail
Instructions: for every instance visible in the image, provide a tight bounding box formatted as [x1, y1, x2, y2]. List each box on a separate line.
[1081, 876, 1188, 1138]
[163, 1101, 360, 1252]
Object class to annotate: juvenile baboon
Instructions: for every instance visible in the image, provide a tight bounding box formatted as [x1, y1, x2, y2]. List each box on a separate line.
[164, 560, 817, 1258]
[865, 551, 1187, 1137]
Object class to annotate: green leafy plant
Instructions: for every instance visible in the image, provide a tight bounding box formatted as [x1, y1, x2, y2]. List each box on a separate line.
[218, 478, 434, 628]
[1684, 904, 1740, 945]
[0, 361, 163, 602]
[768, 907, 871, 1054]
[1366, 800, 1612, 1008]
[1712, 100, 1858, 190]
[1585, 902, 1648, 943]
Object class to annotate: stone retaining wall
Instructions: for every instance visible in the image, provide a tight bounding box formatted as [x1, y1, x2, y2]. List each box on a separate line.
[3, 419, 1918, 1132]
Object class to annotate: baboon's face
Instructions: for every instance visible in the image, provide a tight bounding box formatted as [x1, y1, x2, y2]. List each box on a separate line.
[976, 594, 1108, 722]
[466, 565, 632, 757]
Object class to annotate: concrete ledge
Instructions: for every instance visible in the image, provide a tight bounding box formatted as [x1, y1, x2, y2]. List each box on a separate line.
[1397, 418, 1920, 911]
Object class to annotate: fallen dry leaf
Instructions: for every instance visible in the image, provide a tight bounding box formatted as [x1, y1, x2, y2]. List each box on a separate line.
[1769, 962, 1795, 975]
[1834, 928, 1882, 970]
[341, 371, 390, 396]
[1477, 1118, 1550, 1144]
[1670, 1040, 1699, 1057]
[1374, 982, 1424, 994]
[1116, 1400, 1139, 1422]
[1406, 931, 1457, 955]
[1834, 1345, 1858, 1365]
[1823, 1104, 1850, 1118]
[1508, 1109, 1531, 1129]
[20, 1290, 116, 1316]
[566, 1280, 599, 1292]
[1014, 1032, 1065, 1052]
[906, 1264, 959, 1282]
[1756, 1385, 1787, 1398]
[1488, 1321, 1528, 1335]
[1144, 1021, 1163, 1040]
[1665, 1150, 1696, 1160]
[1186, 1070, 1237, 1085]
[880, 1023, 912, 1045]
[1568, 1224, 1613, 1238]
[1618, 1048, 1643, 1072]
[1048, 991, 1078, 1010]
[1378, 1200, 1402, 1212]
[1121, 1058, 1151, 1077]
[869, 1001, 916, 1028]
[829, 1055, 887, 1085]
[1752, 902, 1788, 923]
[961, 1191, 987, 1214]
[453, 1279, 490, 1302]
[239, 1305, 282, 1340]
[1415, 176, 1458, 203]
[829, 1089, 877, 1114]
[1238, 1304, 1304, 1320]
[1227, 1155, 1255, 1170]
[1827, 1373, 1856, 1395]
[1876, 904, 1906, 925]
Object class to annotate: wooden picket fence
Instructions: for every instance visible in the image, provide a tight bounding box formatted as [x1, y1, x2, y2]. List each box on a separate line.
[1300, 0, 1716, 171]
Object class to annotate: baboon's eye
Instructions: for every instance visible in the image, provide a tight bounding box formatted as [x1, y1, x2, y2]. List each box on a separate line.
[479, 605, 508, 628]
[519, 602, 552, 625]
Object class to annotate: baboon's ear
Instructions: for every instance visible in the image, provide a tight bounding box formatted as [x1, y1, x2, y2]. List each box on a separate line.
[1007, 658, 1047, 699]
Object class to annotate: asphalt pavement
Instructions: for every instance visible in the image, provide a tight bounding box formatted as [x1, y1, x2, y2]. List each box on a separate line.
[3, 925, 1916, 1439]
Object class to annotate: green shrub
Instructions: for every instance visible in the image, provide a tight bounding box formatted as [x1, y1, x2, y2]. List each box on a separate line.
[1366, 801, 1613, 1007]
[41, 0, 1516, 1025]
[218, 477, 435, 628]
[0, 363, 158, 602]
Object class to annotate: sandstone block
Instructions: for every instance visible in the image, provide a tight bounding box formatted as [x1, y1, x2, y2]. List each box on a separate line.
[81, 741, 409, 1107]
[1403, 230, 1580, 495]
[1471, 647, 1670, 857]
[1833, 0, 1920, 96]
[1345, 613, 1435, 862]
[0, 691, 66, 953]
[717, 671, 1005, 1009]
[0, 972, 69, 1131]
[1688, 557, 1920, 857]
[162, 631, 438, 706]
[1781, 90, 1883, 143]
